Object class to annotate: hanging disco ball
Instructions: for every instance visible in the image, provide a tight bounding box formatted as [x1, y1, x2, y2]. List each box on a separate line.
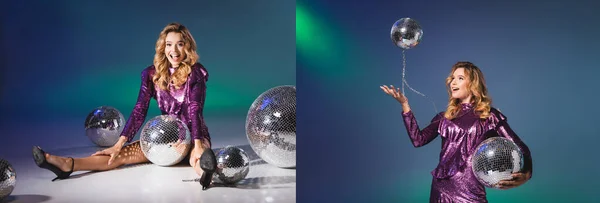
[390, 17, 423, 50]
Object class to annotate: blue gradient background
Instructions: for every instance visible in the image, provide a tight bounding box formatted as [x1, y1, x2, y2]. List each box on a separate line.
[298, 0, 600, 202]
[1, 0, 295, 121]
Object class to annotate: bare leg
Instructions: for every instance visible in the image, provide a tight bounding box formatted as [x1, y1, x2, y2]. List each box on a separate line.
[45, 141, 149, 172]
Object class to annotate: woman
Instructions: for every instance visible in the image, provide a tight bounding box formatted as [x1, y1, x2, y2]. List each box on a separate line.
[33, 22, 217, 189]
[380, 61, 533, 202]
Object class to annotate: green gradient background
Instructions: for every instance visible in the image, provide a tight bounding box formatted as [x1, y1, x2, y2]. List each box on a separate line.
[297, 0, 600, 202]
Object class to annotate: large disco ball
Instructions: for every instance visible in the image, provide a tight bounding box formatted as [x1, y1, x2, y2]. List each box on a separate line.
[214, 146, 250, 184]
[140, 115, 191, 166]
[84, 106, 125, 147]
[246, 85, 296, 168]
[0, 158, 16, 201]
[471, 137, 524, 188]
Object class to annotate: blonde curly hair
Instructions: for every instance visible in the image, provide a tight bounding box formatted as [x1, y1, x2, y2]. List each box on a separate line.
[153, 22, 199, 91]
[444, 61, 492, 120]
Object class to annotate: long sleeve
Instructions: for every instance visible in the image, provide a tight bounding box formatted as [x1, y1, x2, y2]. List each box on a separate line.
[402, 111, 443, 147]
[493, 110, 533, 178]
[120, 68, 154, 143]
[188, 66, 210, 145]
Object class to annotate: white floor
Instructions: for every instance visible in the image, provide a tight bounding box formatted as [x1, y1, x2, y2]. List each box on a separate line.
[0, 116, 296, 203]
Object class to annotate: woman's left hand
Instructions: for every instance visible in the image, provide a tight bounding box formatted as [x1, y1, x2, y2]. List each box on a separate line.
[189, 145, 204, 176]
[496, 171, 531, 189]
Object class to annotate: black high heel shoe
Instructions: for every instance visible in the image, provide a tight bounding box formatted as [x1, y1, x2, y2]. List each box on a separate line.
[32, 146, 74, 181]
[199, 149, 217, 190]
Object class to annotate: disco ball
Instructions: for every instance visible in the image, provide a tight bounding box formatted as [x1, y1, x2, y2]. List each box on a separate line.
[214, 146, 250, 184]
[246, 85, 296, 168]
[140, 115, 191, 166]
[390, 17, 423, 50]
[84, 106, 125, 147]
[471, 137, 524, 188]
[0, 158, 16, 201]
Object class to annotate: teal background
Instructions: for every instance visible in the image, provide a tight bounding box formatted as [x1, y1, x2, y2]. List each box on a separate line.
[297, 0, 600, 202]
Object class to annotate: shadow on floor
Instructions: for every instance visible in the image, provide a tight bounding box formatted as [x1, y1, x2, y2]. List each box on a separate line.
[2, 194, 51, 203]
[182, 175, 296, 190]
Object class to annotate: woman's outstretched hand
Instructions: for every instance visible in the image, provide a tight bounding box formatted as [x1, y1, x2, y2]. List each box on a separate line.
[381, 85, 412, 113]
[380, 85, 408, 104]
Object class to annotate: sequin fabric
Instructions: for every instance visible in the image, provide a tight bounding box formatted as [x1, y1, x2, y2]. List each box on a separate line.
[120, 63, 210, 145]
[402, 103, 532, 202]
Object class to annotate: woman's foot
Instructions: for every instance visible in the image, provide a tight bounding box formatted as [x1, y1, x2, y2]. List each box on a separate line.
[199, 149, 217, 190]
[32, 146, 74, 181]
[45, 153, 73, 173]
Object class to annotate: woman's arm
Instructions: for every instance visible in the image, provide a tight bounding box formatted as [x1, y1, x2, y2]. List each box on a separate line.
[188, 66, 210, 149]
[402, 111, 443, 147]
[492, 109, 533, 189]
[119, 68, 155, 144]
[496, 120, 533, 178]
[494, 111, 533, 177]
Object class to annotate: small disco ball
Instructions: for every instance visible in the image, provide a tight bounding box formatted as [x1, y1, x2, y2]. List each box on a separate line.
[214, 146, 250, 185]
[84, 106, 125, 147]
[140, 115, 191, 166]
[471, 137, 524, 188]
[0, 158, 16, 201]
[246, 85, 296, 168]
[390, 17, 423, 50]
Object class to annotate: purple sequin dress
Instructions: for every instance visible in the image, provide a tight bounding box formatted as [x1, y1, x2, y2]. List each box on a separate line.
[402, 103, 532, 203]
[119, 63, 210, 145]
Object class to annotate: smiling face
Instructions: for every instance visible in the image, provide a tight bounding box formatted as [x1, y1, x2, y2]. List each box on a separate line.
[164, 32, 186, 68]
[449, 68, 472, 103]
